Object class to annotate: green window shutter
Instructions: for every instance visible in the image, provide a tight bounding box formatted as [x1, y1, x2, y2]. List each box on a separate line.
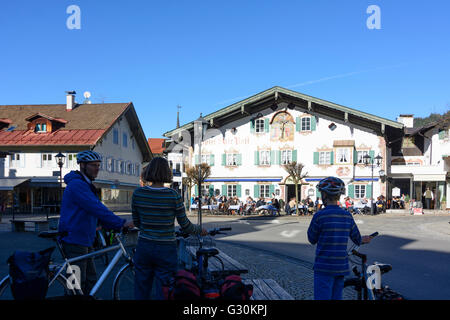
[269, 185, 275, 196]
[208, 185, 214, 196]
[354, 149, 358, 164]
[369, 150, 375, 161]
[330, 151, 334, 165]
[254, 185, 260, 198]
[210, 154, 215, 166]
[348, 184, 354, 198]
[439, 130, 445, 139]
[313, 152, 319, 165]
[195, 155, 199, 165]
[366, 184, 372, 198]
[237, 154, 242, 166]
[222, 185, 227, 196]
[311, 116, 317, 131]
[296, 117, 301, 132]
[237, 185, 242, 197]
[254, 151, 259, 165]
[270, 150, 275, 165]
[316, 189, 321, 199]
[195, 185, 199, 196]
[292, 150, 298, 162]
[264, 119, 269, 133]
[277, 150, 281, 165]
[250, 119, 255, 133]
[222, 154, 226, 166]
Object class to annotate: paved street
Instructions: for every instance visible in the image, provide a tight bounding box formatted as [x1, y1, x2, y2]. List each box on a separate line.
[0, 211, 449, 300]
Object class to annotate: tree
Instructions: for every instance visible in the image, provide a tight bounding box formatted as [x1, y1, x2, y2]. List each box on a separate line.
[185, 163, 211, 210]
[282, 161, 309, 214]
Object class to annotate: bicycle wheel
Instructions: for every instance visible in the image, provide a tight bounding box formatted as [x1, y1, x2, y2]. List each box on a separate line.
[0, 273, 71, 300]
[112, 263, 135, 300]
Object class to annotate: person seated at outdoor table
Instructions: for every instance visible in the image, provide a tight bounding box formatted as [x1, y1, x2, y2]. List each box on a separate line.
[345, 197, 354, 213]
[255, 197, 266, 208]
[306, 198, 315, 215]
[288, 197, 297, 215]
[400, 194, 406, 209]
[244, 197, 256, 215]
[271, 198, 281, 216]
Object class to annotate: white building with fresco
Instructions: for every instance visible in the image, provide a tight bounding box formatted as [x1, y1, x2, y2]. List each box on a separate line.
[164, 86, 406, 206]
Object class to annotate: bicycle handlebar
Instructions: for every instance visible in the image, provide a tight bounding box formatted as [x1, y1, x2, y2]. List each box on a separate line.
[175, 227, 232, 238]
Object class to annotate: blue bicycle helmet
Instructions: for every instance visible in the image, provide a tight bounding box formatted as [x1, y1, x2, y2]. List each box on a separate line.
[317, 176, 346, 196]
[76, 150, 101, 164]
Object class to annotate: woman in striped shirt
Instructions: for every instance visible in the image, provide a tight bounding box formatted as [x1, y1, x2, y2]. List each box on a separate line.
[132, 157, 207, 300]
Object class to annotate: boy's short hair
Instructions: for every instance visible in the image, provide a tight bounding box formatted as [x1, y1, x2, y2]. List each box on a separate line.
[141, 157, 173, 184]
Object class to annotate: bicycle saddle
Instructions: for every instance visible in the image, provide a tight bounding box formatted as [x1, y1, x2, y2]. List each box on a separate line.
[375, 263, 392, 274]
[196, 248, 219, 258]
[38, 231, 68, 239]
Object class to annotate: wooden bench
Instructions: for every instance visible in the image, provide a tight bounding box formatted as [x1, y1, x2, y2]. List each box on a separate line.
[11, 219, 49, 233]
[244, 279, 294, 300]
[186, 245, 248, 277]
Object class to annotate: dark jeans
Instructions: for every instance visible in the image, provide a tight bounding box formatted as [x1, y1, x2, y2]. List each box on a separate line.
[314, 271, 344, 300]
[133, 238, 178, 300]
[61, 242, 97, 295]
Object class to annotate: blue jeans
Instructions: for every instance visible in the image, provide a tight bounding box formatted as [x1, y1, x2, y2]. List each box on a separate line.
[133, 238, 178, 300]
[314, 271, 345, 300]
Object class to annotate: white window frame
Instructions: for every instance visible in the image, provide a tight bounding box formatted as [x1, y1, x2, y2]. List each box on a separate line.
[301, 117, 311, 131]
[35, 123, 47, 133]
[201, 154, 210, 165]
[227, 185, 237, 197]
[42, 153, 54, 168]
[226, 153, 238, 166]
[255, 119, 265, 133]
[319, 151, 332, 165]
[67, 153, 77, 168]
[9, 153, 21, 168]
[357, 151, 369, 164]
[259, 150, 270, 165]
[336, 148, 350, 164]
[281, 150, 292, 165]
[259, 185, 270, 198]
[355, 185, 366, 199]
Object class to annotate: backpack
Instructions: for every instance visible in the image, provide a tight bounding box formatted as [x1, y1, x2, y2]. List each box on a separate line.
[7, 247, 55, 300]
[220, 275, 253, 300]
[164, 269, 201, 300]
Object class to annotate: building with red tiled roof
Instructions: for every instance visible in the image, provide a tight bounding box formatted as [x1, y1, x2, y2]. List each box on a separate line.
[0, 91, 152, 213]
[147, 138, 167, 155]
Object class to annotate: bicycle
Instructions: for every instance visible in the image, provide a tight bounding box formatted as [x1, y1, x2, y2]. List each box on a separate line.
[0, 228, 138, 300]
[175, 227, 232, 299]
[344, 231, 404, 300]
[93, 227, 117, 266]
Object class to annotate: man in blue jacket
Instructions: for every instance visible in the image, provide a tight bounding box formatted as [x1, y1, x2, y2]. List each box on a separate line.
[58, 150, 134, 295]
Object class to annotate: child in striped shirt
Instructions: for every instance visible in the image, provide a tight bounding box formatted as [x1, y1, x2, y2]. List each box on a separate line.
[308, 177, 373, 300]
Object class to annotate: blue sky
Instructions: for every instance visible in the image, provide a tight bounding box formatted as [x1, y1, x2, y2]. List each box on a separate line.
[0, 0, 449, 139]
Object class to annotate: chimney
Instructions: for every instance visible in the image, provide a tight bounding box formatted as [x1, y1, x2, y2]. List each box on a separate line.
[66, 91, 76, 111]
[397, 114, 414, 128]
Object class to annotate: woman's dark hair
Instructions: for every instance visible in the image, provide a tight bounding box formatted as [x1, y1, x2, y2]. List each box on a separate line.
[141, 157, 173, 184]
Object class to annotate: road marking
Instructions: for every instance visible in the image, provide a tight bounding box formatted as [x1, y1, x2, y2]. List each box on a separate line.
[355, 220, 364, 224]
[280, 230, 301, 238]
[270, 220, 280, 224]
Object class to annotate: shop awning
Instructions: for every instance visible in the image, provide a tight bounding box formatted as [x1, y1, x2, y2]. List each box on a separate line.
[0, 178, 29, 190]
[413, 174, 446, 182]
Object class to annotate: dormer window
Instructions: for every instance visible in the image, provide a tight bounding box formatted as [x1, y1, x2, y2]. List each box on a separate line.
[25, 113, 67, 133]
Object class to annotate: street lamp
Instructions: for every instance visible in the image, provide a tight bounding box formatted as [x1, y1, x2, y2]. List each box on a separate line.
[363, 153, 383, 215]
[55, 152, 66, 218]
[194, 113, 208, 229]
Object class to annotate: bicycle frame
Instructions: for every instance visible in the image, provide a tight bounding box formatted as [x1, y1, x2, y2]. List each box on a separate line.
[347, 244, 377, 300]
[49, 232, 132, 297]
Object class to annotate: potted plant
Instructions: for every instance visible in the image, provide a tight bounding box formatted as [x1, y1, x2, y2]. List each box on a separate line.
[441, 195, 447, 210]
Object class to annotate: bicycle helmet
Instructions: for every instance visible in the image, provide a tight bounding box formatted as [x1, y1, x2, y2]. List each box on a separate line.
[76, 150, 101, 163]
[317, 176, 346, 196]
